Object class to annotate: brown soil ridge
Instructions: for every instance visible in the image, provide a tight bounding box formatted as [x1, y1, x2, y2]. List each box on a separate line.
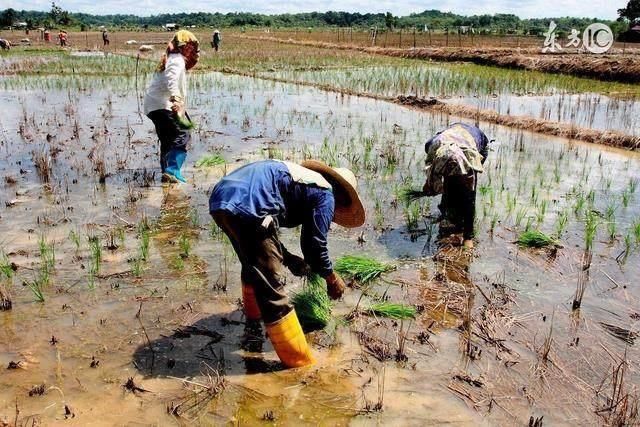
[396, 95, 640, 150]
[221, 67, 640, 150]
[239, 35, 640, 84]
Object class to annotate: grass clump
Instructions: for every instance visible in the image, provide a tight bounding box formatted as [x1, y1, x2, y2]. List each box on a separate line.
[516, 230, 558, 248]
[292, 274, 332, 332]
[367, 302, 416, 320]
[334, 255, 396, 284]
[0, 252, 14, 279]
[195, 154, 226, 168]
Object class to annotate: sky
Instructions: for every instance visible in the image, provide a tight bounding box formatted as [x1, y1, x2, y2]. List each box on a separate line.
[3, 0, 629, 20]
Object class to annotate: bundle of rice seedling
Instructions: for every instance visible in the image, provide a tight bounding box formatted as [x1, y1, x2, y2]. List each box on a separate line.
[292, 274, 332, 331]
[398, 187, 427, 204]
[195, 154, 226, 168]
[174, 113, 196, 130]
[367, 302, 416, 320]
[516, 230, 558, 248]
[334, 255, 396, 283]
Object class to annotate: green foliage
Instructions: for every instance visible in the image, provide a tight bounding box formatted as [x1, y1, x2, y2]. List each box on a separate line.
[0, 252, 13, 279]
[174, 114, 196, 130]
[516, 230, 558, 248]
[334, 255, 396, 283]
[618, 0, 640, 23]
[292, 274, 332, 331]
[0, 8, 615, 32]
[367, 302, 416, 319]
[195, 154, 226, 168]
[178, 233, 190, 258]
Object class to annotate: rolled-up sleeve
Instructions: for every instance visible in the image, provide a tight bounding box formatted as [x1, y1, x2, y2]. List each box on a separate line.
[301, 189, 335, 277]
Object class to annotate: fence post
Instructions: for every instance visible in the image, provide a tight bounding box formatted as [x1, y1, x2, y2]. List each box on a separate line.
[399, 29, 402, 48]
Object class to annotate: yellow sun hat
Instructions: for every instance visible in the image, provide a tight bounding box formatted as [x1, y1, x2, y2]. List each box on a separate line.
[174, 30, 198, 47]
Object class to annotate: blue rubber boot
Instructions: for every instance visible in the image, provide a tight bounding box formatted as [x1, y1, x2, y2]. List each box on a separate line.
[163, 150, 187, 183]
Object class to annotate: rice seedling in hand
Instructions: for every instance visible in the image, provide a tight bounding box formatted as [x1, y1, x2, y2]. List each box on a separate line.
[175, 113, 196, 130]
[516, 230, 558, 248]
[398, 187, 427, 204]
[195, 154, 226, 168]
[334, 255, 396, 284]
[292, 274, 332, 331]
[366, 302, 416, 320]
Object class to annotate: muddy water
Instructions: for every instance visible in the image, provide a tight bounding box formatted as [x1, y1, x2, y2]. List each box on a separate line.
[1, 71, 639, 426]
[447, 93, 640, 136]
[269, 64, 640, 137]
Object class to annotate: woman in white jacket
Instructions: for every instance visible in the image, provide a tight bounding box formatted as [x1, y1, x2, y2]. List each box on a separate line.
[144, 30, 199, 183]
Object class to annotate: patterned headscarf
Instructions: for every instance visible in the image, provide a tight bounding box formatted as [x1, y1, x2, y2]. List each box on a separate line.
[156, 30, 199, 71]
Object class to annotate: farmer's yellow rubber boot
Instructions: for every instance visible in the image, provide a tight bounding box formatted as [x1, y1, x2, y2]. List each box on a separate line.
[242, 283, 262, 321]
[266, 310, 315, 368]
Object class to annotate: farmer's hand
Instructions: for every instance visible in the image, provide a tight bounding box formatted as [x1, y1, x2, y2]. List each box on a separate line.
[325, 272, 346, 300]
[283, 253, 311, 277]
[170, 96, 184, 115]
[463, 239, 474, 249]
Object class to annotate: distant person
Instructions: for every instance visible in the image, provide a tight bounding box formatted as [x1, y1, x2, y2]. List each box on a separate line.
[421, 123, 490, 249]
[58, 30, 67, 47]
[44, 29, 51, 43]
[211, 29, 221, 52]
[144, 30, 200, 183]
[0, 39, 10, 50]
[102, 29, 110, 47]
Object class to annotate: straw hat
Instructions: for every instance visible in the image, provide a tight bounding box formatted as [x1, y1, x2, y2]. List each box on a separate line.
[301, 160, 365, 228]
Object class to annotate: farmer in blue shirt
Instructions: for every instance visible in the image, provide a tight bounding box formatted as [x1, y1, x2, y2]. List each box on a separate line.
[422, 123, 490, 249]
[209, 159, 364, 368]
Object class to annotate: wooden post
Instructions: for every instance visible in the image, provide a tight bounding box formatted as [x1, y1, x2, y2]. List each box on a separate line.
[413, 27, 416, 48]
[429, 29, 432, 46]
[350, 27, 352, 43]
[399, 29, 402, 48]
[384, 30, 387, 48]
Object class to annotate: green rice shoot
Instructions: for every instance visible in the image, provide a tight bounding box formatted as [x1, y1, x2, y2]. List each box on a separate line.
[517, 230, 558, 248]
[334, 255, 396, 283]
[399, 187, 427, 204]
[292, 274, 332, 331]
[367, 302, 416, 320]
[195, 154, 226, 168]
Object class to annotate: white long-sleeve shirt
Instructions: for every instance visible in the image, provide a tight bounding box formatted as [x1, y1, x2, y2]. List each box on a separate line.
[143, 53, 187, 115]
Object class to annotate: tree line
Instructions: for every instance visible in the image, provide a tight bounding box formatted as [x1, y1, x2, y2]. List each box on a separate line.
[1, 5, 637, 36]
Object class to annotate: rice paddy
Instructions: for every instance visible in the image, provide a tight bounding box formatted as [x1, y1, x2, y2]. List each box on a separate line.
[0, 31, 639, 426]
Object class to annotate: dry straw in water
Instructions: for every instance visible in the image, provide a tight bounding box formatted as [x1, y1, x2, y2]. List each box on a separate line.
[334, 255, 396, 283]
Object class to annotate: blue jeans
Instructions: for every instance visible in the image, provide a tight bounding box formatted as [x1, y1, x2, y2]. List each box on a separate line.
[147, 109, 190, 172]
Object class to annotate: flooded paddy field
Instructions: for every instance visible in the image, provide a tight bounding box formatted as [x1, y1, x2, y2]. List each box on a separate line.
[0, 47, 639, 426]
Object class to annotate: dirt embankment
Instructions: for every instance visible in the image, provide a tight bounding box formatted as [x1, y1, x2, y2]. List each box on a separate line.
[239, 35, 640, 84]
[395, 96, 640, 150]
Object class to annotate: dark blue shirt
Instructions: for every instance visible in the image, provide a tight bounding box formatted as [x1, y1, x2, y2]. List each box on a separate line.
[209, 160, 335, 276]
